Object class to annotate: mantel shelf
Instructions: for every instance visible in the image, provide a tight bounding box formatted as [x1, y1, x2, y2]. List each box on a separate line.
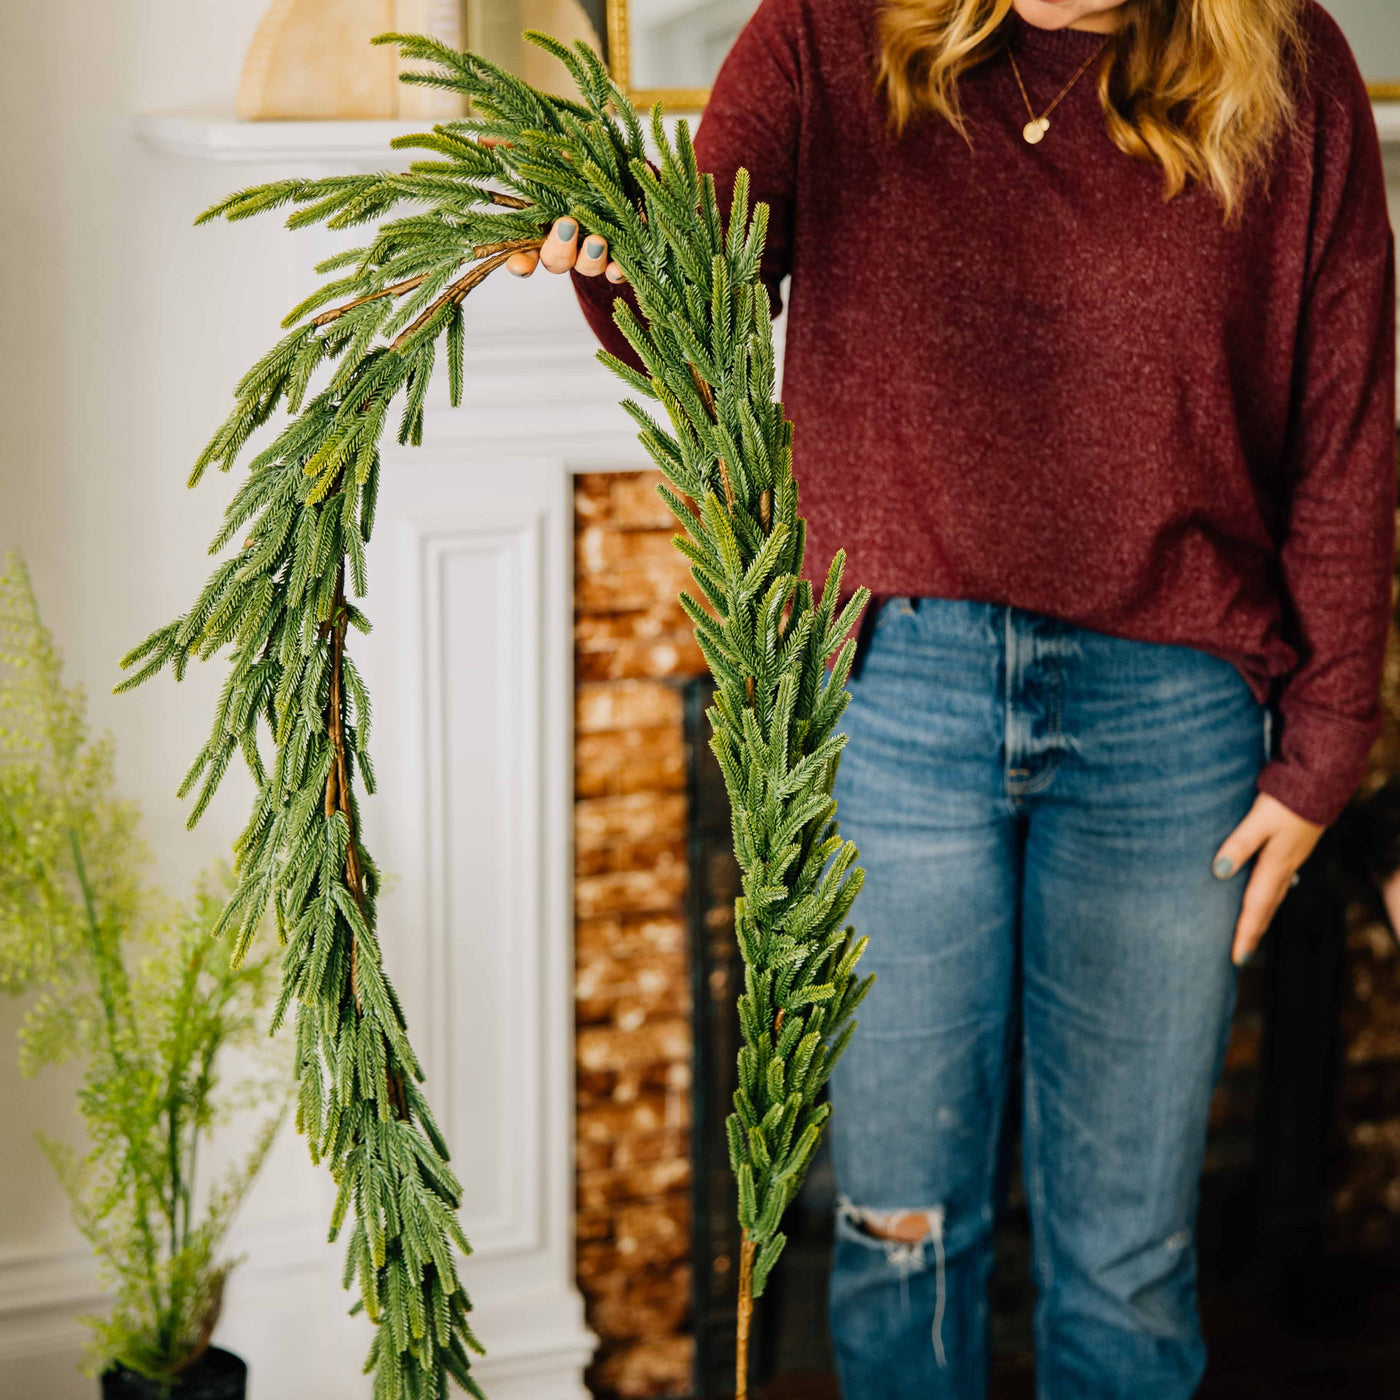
[138, 105, 1400, 166]
[1376, 100, 1400, 147]
[135, 113, 427, 164]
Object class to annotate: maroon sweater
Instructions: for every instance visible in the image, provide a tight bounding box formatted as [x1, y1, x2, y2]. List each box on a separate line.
[573, 0, 1397, 827]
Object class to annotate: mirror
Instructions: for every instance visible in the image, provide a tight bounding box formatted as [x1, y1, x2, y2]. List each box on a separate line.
[605, 0, 760, 109]
[462, 0, 610, 98]
[1321, 0, 1400, 99]
[602, 0, 1399, 110]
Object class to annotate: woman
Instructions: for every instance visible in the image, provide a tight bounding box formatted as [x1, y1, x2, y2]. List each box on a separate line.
[512, 0, 1396, 1393]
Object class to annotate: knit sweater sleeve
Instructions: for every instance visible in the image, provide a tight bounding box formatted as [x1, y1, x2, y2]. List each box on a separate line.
[1255, 23, 1397, 827]
[569, 0, 802, 370]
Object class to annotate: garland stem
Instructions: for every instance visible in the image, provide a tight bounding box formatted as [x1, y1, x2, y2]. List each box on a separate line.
[324, 567, 409, 1120]
[389, 246, 539, 351]
[314, 238, 542, 329]
[736, 1235, 756, 1400]
[323, 569, 363, 1007]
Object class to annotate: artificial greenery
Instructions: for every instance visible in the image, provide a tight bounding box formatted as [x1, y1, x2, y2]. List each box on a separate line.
[0, 551, 287, 1388]
[117, 30, 871, 1397]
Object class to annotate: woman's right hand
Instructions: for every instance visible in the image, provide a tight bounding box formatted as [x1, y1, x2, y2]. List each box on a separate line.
[507, 218, 628, 284]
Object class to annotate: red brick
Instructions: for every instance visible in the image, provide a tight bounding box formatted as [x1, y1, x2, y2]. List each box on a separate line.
[576, 794, 687, 856]
[578, 1159, 693, 1212]
[576, 913, 687, 959]
[589, 1335, 696, 1399]
[575, 728, 687, 799]
[577, 680, 683, 734]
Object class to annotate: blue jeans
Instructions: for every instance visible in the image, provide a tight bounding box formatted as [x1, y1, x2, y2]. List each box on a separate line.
[826, 596, 1270, 1400]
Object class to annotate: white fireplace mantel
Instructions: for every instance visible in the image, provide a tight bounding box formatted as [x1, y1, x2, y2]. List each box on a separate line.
[135, 113, 429, 164]
[137, 104, 1400, 165]
[1377, 100, 1400, 147]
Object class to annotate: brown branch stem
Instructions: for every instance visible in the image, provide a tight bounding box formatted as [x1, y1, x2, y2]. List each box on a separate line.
[736, 1236, 756, 1400]
[312, 273, 430, 326]
[325, 566, 410, 1121]
[311, 237, 546, 329]
[686, 362, 741, 517]
[388, 246, 534, 352]
[688, 361, 717, 418]
[325, 567, 364, 1013]
[469, 235, 545, 258]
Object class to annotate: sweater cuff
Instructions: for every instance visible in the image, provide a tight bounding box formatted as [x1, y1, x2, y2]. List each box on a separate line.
[568, 264, 621, 325]
[569, 266, 647, 374]
[1254, 696, 1381, 827]
[569, 263, 616, 310]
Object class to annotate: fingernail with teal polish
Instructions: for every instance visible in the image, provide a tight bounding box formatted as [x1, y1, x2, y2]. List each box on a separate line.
[556, 219, 576, 240]
[1212, 856, 1234, 879]
[584, 237, 605, 257]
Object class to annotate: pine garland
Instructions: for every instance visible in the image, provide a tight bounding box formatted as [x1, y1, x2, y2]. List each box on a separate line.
[118, 31, 871, 1399]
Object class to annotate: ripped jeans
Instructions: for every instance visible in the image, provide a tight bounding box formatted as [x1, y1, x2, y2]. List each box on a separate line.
[827, 597, 1269, 1399]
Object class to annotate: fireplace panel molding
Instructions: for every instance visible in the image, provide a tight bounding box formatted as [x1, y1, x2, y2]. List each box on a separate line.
[416, 510, 546, 1257]
[361, 444, 603, 1395]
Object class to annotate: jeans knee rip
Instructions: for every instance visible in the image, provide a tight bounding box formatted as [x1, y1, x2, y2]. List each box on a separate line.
[836, 1197, 949, 1368]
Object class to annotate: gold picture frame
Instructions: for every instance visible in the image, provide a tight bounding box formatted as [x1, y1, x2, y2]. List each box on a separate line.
[605, 0, 713, 111]
[602, 0, 1399, 111]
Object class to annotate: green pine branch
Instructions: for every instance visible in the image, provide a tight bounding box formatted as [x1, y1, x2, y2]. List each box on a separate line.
[118, 30, 870, 1399]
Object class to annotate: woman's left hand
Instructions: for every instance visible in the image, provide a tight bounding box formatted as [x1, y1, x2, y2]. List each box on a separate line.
[1211, 793, 1325, 965]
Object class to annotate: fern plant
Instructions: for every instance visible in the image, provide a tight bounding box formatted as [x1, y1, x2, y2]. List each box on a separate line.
[117, 31, 872, 1398]
[0, 551, 288, 1389]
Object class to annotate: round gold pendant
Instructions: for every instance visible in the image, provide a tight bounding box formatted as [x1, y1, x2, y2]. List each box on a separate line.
[1022, 117, 1049, 144]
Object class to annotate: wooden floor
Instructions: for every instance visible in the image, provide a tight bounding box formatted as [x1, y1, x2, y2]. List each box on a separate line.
[751, 1264, 1400, 1400]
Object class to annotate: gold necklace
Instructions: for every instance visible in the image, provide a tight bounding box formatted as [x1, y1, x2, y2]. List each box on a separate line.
[1008, 35, 1110, 145]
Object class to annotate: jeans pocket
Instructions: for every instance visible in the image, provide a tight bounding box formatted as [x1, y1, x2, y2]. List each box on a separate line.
[873, 595, 918, 635]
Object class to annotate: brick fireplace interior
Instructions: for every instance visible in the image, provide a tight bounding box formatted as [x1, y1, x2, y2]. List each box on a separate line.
[571, 469, 1400, 1400]
[574, 470, 706, 1397]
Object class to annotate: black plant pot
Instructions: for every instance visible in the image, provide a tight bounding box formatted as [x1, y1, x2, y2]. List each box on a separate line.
[100, 1347, 246, 1400]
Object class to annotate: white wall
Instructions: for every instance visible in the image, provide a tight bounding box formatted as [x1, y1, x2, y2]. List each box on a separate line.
[0, 3, 1397, 1397]
[0, 5, 378, 1396]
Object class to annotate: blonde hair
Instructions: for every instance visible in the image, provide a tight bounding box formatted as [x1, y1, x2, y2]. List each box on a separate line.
[875, 0, 1310, 223]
